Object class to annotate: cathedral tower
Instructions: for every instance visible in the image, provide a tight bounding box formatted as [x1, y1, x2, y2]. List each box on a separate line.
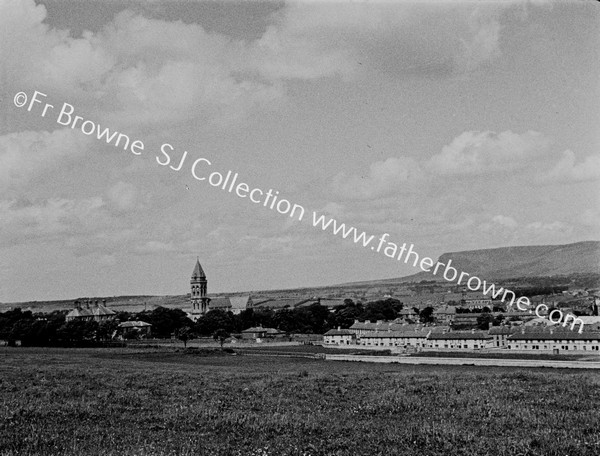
[191, 257, 209, 314]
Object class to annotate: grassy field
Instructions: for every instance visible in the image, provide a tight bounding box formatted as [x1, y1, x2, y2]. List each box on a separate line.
[1, 347, 600, 456]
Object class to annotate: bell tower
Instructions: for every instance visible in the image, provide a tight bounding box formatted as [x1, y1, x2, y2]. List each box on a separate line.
[191, 257, 209, 314]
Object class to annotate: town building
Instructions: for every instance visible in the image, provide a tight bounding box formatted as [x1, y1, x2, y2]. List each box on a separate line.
[241, 326, 285, 341]
[397, 308, 419, 321]
[358, 330, 429, 348]
[426, 331, 492, 350]
[507, 328, 600, 352]
[118, 321, 152, 338]
[65, 300, 116, 322]
[323, 328, 356, 345]
[433, 306, 456, 325]
[488, 326, 515, 348]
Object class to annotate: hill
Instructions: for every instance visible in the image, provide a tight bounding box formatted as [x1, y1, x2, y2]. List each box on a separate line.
[398, 240, 600, 283]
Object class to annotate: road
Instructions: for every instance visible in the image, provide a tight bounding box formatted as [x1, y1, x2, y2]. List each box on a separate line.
[325, 354, 600, 369]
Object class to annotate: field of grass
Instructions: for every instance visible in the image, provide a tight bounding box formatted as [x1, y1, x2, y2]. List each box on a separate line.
[1, 347, 600, 456]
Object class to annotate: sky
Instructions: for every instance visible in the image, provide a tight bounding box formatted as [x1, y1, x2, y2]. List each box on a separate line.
[0, 0, 599, 302]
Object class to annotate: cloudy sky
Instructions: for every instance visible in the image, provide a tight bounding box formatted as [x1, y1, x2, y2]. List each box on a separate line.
[1, 0, 598, 302]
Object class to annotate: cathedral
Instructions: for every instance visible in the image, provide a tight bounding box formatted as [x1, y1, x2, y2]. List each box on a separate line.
[187, 258, 253, 322]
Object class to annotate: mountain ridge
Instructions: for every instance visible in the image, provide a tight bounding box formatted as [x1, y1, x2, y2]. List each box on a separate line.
[397, 240, 600, 283]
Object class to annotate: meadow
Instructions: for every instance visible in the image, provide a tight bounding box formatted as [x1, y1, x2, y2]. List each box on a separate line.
[1, 347, 599, 456]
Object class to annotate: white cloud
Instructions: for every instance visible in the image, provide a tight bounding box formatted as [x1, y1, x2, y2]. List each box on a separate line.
[0, 197, 105, 245]
[492, 215, 518, 229]
[332, 156, 423, 201]
[330, 129, 550, 201]
[427, 130, 550, 176]
[106, 182, 138, 212]
[0, 129, 90, 190]
[254, 1, 511, 80]
[0, 2, 283, 127]
[0, 0, 525, 131]
[536, 150, 600, 184]
[581, 208, 600, 228]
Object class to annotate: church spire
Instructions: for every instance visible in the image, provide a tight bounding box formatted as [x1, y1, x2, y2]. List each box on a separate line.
[192, 257, 206, 279]
[190, 257, 209, 315]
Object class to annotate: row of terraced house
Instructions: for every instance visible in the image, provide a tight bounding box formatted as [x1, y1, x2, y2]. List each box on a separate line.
[323, 317, 600, 353]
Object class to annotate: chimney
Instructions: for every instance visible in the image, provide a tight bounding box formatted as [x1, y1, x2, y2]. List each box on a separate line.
[376, 320, 382, 325]
[354, 319, 359, 324]
[337, 326, 341, 331]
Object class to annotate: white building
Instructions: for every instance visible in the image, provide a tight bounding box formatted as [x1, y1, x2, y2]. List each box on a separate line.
[323, 328, 356, 345]
[359, 330, 429, 348]
[507, 329, 600, 352]
[426, 331, 492, 350]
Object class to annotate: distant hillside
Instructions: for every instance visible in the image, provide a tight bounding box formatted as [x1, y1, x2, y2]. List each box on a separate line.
[400, 240, 600, 283]
[3, 241, 598, 314]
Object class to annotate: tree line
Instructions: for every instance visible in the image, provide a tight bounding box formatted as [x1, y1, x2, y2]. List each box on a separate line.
[0, 298, 410, 346]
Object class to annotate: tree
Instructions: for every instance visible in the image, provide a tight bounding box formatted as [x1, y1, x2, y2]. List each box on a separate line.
[213, 328, 230, 347]
[196, 309, 235, 336]
[97, 319, 119, 341]
[176, 326, 193, 348]
[420, 307, 434, 324]
[477, 313, 494, 330]
[140, 307, 192, 338]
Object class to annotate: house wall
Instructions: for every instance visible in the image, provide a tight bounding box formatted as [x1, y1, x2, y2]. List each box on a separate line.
[508, 339, 600, 352]
[426, 338, 491, 350]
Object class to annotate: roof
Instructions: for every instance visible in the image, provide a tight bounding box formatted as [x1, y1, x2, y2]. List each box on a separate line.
[572, 316, 600, 325]
[429, 331, 491, 340]
[229, 296, 252, 310]
[488, 326, 516, 335]
[434, 306, 456, 315]
[92, 304, 115, 316]
[324, 329, 355, 336]
[463, 293, 491, 301]
[66, 307, 93, 318]
[191, 258, 206, 280]
[453, 313, 482, 320]
[360, 330, 429, 339]
[242, 326, 267, 333]
[254, 299, 305, 309]
[399, 308, 417, 315]
[209, 297, 232, 309]
[119, 321, 152, 328]
[508, 331, 600, 341]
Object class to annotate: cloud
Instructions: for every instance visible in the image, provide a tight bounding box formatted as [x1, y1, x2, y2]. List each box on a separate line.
[536, 150, 600, 184]
[427, 130, 550, 176]
[0, 129, 90, 190]
[524, 220, 572, 235]
[492, 215, 518, 229]
[0, 0, 526, 131]
[331, 156, 423, 200]
[106, 182, 138, 212]
[330, 129, 550, 201]
[0, 1, 283, 127]
[254, 1, 511, 80]
[0, 197, 105, 246]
